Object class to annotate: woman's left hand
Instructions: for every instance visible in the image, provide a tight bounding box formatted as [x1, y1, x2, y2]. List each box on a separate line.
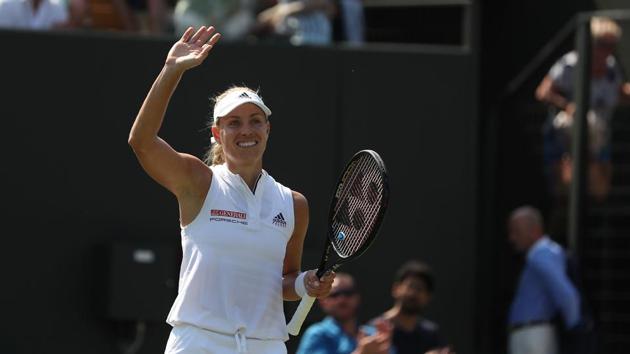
[304, 270, 335, 298]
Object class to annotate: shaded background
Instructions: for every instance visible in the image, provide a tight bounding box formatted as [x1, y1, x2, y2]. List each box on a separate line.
[2, 0, 630, 353]
[0, 30, 477, 353]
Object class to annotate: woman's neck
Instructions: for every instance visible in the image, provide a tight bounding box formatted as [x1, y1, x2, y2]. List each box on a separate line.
[225, 160, 263, 192]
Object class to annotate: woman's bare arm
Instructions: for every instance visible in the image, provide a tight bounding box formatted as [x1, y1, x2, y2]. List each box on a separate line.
[128, 26, 221, 197]
[282, 191, 334, 301]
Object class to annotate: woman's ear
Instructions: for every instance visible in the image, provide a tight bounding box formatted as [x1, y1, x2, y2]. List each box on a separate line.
[211, 126, 221, 144]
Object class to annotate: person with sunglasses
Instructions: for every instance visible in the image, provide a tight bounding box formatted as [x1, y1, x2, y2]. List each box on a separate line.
[296, 273, 392, 354]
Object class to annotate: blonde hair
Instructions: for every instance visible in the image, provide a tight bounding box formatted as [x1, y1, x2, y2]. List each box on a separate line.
[591, 16, 622, 41]
[203, 86, 261, 166]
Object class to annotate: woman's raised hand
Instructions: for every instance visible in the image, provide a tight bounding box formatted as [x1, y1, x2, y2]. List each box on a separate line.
[165, 26, 221, 72]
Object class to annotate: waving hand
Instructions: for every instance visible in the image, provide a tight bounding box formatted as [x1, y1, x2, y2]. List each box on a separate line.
[166, 26, 222, 71]
[129, 25, 222, 204]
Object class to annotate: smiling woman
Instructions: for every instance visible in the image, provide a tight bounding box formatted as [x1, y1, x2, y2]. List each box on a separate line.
[127, 25, 335, 354]
[204, 87, 271, 167]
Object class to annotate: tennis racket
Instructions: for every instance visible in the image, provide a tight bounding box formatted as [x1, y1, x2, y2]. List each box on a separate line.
[287, 149, 389, 336]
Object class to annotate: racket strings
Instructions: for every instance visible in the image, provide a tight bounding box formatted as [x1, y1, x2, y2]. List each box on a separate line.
[339, 164, 384, 255]
[331, 155, 385, 257]
[335, 176, 382, 255]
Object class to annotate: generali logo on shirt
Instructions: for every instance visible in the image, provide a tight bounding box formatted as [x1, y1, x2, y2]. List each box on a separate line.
[210, 209, 248, 225]
[211, 209, 246, 219]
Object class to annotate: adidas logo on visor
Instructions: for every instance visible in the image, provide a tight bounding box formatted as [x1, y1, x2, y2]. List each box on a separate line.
[213, 90, 272, 120]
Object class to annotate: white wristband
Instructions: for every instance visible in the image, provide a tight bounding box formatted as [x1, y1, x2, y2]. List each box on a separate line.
[294, 271, 307, 298]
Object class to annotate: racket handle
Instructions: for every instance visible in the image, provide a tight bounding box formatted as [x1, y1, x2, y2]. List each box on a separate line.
[287, 295, 316, 336]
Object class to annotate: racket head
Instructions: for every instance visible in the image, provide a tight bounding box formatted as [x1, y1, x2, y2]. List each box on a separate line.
[327, 150, 389, 263]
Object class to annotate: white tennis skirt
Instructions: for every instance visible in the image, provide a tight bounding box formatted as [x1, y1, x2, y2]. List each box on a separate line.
[165, 324, 287, 354]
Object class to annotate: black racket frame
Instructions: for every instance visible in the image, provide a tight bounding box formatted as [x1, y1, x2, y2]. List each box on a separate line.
[314, 150, 389, 278]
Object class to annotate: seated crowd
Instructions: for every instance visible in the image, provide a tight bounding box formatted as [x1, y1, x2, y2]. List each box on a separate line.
[0, 0, 365, 45]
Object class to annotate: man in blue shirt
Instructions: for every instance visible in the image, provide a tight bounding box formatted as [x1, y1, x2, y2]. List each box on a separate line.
[507, 206, 581, 354]
[296, 273, 391, 354]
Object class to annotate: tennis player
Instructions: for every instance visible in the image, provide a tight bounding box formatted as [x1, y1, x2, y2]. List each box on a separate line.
[128, 25, 335, 354]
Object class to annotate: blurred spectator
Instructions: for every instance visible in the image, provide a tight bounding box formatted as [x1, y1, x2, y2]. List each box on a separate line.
[256, 0, 334, 45]
[124, 0, 170, 33]
[0, 0, 69, 29]
[370, 260, 449, 354]
[63, 0, 170, 33]
[332, 0, 364, 44]
[173, 0, 255, 40]
[536, 16, 630, 201]
[296, 273, 392, 354]
[85, 0, 137, 31]
[64, 0, 89, 27]
[507, 206, 581, 354]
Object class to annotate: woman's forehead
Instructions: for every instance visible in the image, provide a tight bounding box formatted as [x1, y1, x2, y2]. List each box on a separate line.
[223, 103, 266, 118]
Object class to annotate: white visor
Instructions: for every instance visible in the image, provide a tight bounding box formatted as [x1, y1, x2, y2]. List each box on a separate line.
[213, 90, 272, 121]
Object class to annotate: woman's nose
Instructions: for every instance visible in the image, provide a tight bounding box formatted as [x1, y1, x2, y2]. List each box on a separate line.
[239, 124, 253, 135]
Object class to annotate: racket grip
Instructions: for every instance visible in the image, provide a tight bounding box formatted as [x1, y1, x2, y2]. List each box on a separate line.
[287, 295, 316, 336]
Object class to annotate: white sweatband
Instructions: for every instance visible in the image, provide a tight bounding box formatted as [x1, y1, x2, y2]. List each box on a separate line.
[294, 271, 307, 298]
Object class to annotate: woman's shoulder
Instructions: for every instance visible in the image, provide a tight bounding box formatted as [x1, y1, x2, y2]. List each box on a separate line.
[290, 190, 308, 223]
[291, 190, 307, 203]
[289, 189, 307, 208]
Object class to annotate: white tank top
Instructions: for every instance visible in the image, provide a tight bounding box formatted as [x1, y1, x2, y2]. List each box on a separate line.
[166, 164, 295, 341]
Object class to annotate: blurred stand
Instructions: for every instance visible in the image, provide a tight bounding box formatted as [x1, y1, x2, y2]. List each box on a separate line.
[494, 9, 630, 354]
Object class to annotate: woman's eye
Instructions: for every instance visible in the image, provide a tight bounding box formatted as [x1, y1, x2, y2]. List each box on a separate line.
[252, 117, 266, 126]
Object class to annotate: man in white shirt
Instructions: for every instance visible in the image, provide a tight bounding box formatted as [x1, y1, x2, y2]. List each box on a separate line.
[0, 0, 68, 30]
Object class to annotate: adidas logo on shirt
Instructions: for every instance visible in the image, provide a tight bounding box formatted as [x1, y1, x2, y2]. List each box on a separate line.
[272, 213, 286, 228]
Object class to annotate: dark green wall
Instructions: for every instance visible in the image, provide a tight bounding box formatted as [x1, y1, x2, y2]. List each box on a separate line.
[0, 30, 477, 353]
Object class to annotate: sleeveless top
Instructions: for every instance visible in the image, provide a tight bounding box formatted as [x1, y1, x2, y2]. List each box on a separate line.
[166, 164, 295, 341]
